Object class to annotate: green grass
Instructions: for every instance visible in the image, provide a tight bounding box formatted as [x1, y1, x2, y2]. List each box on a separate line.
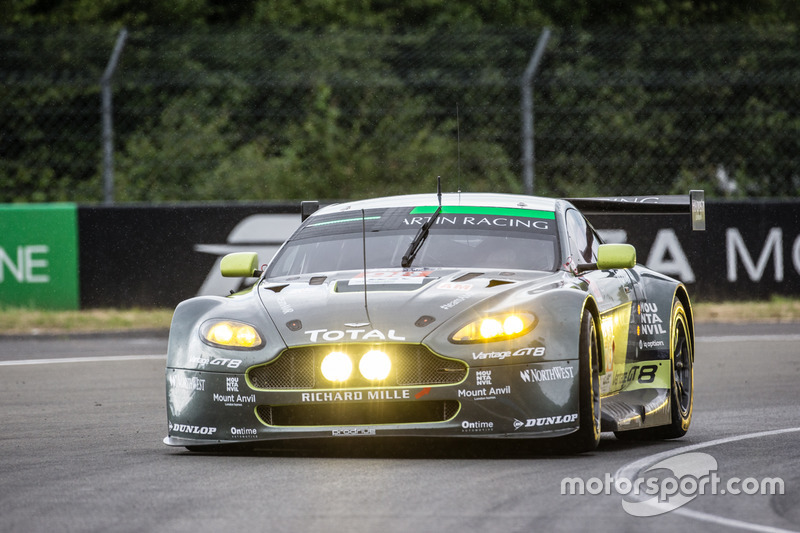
[0, 307, 174, 335]
[693, 296, 800, 323]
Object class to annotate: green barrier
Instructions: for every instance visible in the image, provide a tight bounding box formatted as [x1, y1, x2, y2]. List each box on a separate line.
[0, 203, 79, 310]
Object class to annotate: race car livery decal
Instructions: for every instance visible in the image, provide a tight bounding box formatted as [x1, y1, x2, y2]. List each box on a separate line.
[348, 269, 433, 285]
[189, 356, 243, 369]
[514, 413, 578, 430]
[519, 363, 575, 383]
[409, 205, 555, 220]
[303, 328, 406, 342]
[638, 302, 669, 337]
[168, 373, 206, 392]
[614, 360, 670, 391]
[332, 428, 376, 437]
[404, 206, 554, 232]
[230, 426, 259, 439]
[299, 390, 413, 402]
[309, 215, 381, 228]
[457, 385, 512, 401]
[461, 420, 495, 433]
[471, 346, 546, 360]
[436, 282, 473, 291]
[440, 292, 474, 310]
[169, 422, 217, 435]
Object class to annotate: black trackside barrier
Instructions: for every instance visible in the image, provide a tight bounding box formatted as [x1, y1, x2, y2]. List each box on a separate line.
[78, 203, 299, 308]
[77, 200, 799, 308]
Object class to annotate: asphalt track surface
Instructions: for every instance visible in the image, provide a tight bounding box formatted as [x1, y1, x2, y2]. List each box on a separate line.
[1, 323, 798, 533]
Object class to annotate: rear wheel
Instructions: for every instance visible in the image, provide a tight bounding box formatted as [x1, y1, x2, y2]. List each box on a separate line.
[658, 299, 693, 438]
[615, 299, 693, 440]
[563, 309, 601, 453]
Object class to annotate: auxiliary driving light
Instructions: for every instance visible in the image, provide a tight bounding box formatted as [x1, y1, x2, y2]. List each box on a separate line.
[359, 350, 392, 381]
[321, 351, 353, 382]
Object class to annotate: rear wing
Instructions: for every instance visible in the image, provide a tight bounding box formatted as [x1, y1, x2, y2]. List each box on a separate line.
[566, 189, 705, 231]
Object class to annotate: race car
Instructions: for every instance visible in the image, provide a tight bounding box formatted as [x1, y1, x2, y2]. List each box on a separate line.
[164, 191, 705, 453]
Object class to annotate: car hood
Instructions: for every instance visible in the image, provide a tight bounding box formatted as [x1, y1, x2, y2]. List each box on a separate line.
[258, 268, 564, 346]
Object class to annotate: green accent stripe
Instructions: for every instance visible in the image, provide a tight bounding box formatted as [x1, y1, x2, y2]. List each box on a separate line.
[310, 216, 381, 227]
[410, 206, 555, 219]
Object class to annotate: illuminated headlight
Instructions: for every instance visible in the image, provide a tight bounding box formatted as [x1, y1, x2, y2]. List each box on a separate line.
[450, 312, 536, 343]
[200, 320, 263, 349]
[321, 351, 353, 382]
[359, 350, 392, 381]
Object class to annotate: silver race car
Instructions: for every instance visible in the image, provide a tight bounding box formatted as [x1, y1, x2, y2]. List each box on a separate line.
[164, 191, 704, 453]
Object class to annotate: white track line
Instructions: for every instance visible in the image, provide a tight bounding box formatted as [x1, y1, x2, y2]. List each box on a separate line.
[696, 335, 800, 343]
[0, 354, 165, 366]
[614, 427, 800, 533]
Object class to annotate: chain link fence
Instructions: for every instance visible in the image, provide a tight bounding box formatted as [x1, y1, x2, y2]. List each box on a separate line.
[2, 26, 800, 203]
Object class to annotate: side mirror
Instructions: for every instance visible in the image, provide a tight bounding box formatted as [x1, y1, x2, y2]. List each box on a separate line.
[220, 252, 261, 278]
[596, 243, 636, 269]
[577, 244, 636, 273]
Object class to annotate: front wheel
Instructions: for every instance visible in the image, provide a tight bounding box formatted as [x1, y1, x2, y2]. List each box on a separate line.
[562, 309, 601, 453]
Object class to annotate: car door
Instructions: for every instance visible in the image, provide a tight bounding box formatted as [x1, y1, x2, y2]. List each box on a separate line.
[565, 209, 635, 395]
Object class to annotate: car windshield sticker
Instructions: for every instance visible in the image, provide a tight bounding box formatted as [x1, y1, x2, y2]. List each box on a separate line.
[309, 216, 381, 227]
[410, 205, 555, 220]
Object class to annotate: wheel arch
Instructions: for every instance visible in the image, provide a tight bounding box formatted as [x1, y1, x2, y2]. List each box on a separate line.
[580, 296, 605, 374]
[673, 285, 695, 362]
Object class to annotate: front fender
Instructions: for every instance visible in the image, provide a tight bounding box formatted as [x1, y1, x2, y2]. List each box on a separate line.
[423, 287, 591, 365]
[166, 290, 287, 372]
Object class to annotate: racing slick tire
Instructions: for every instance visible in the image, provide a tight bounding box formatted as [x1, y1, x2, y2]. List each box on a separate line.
[561, 309, 602, 453]
[614, 299, 693, 441]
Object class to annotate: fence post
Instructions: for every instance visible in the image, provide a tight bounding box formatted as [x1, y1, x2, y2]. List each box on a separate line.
[520, 27, 551, 195]
[101, 27, 128, 205]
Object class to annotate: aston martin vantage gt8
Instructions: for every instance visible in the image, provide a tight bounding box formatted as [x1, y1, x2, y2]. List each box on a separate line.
[165, 191, 705, 453]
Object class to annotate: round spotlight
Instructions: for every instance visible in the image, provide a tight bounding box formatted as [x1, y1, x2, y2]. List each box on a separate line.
[235, 326, 258, 347]
[479, 318, 503, 339]
[503, 315, 525, 336]
[321, 352, 352, 382]
[208, 323, 234, 343]
[359, 350, 392, 381]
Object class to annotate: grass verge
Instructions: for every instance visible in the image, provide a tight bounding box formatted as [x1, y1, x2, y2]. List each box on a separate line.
[0, 307, 175, 335]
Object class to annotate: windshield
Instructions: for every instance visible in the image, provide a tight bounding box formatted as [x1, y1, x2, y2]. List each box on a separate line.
[266, 205, 560, 277]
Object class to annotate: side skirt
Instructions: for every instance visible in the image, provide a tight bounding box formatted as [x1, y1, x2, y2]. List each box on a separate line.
[600, 389, 670, 432]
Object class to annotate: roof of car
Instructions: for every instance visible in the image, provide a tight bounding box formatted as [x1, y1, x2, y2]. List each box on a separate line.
[313, 193, 559, 217]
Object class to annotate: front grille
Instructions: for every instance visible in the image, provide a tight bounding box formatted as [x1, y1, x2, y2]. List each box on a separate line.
[248, 345, 467, 390]
[256, 400, 460, 427]
[249, 348, 316, 389]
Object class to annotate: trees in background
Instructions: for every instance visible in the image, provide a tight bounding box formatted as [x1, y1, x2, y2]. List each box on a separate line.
[3, 3, 800, 202]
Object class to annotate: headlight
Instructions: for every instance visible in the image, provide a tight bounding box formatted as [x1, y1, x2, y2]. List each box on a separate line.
[450, 312, 536, 343]
[200, 320, 264, 350]
[359, 350, 392, 381]
[321, 351, 353, 382]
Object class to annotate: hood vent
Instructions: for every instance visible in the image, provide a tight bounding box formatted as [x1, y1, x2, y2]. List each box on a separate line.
[453, 272, 483, 282]
[487, 279, 514, 288]
[263, 284, 289, 293]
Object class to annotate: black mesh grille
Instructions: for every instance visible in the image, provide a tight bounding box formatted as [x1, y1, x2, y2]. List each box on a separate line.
[248, 348, 316, 389]
[256, 400, 460, 427]
[248, 345, 467, 390]
[393, 345, 466, 385]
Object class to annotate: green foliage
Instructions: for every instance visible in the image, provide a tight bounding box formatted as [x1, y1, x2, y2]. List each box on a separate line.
[115, 83, 518, 201]
[5, 24, 800, 203]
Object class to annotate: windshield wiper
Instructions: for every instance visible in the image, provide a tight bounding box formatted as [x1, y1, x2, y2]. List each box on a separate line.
[401, 205, 442, 268]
